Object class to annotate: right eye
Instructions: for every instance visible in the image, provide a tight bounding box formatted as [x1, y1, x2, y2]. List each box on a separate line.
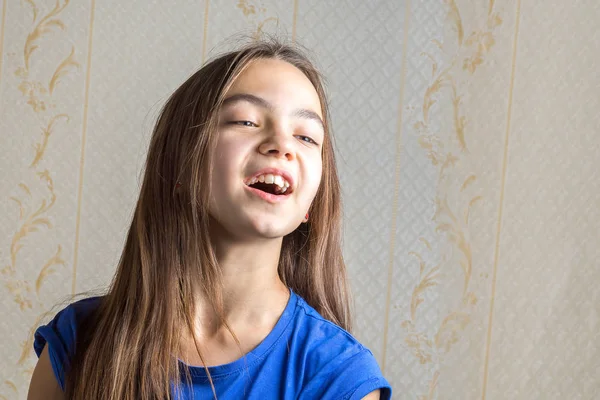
[232, 121, 258, 127]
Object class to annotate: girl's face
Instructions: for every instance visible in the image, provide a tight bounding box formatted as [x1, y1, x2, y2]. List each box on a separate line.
[209, 58, 325, 241]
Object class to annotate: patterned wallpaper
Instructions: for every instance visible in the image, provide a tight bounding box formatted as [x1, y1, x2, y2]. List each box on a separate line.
[1, 0, 598, 398]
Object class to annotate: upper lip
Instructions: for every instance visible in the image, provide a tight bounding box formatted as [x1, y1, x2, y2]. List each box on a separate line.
[244, 167, 295, 192]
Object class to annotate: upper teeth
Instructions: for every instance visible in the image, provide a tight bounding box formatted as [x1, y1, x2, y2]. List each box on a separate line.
[247, 174, 291, 190]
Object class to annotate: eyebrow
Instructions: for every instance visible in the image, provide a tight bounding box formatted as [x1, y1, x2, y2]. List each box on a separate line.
[222, 93, 325, 131]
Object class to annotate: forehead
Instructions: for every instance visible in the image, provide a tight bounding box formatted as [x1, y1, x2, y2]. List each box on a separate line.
[225, 58, 323, 118]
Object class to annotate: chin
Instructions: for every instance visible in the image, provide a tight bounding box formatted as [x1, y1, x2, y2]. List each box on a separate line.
[252, 225, 293, 240]
[249, 219, 298, 239]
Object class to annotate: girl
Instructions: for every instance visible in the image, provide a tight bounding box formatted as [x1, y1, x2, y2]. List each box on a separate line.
[27, 39, 392, 399]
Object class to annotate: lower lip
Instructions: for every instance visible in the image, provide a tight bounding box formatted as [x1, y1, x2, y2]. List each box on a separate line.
[245, 185, 291, 203]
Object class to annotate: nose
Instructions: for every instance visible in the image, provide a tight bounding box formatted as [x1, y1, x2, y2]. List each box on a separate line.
[258, 126, 295, 161]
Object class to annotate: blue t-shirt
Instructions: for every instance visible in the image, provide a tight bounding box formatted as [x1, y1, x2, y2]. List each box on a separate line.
[34, 290, 392, 399]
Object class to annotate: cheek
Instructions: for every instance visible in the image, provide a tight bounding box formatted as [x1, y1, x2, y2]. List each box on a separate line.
[209, 139, 243, 216]
[305, 156, 323, 200]
[212, 137, 245, 180]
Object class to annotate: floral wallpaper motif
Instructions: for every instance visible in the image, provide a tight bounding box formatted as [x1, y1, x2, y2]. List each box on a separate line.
[15, 0, 79, 113]
[401, 0, 503, 396]
[1, 0, 78, 397]
[237, 0, 279, 39]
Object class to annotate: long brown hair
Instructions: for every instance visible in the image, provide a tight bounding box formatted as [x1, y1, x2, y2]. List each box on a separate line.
[66, 38, 351, 399]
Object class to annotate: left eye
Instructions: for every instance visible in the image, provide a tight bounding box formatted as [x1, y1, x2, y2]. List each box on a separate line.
[298, 135, 318, 145]
[232, 121, 258, 127]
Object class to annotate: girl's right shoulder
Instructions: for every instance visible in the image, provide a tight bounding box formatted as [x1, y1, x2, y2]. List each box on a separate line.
[32, 296, 104, 391]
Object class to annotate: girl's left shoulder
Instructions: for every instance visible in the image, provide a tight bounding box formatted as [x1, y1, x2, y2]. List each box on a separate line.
[290, 294, 392, 400]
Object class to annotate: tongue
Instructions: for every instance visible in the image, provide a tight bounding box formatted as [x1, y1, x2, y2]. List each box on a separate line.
[250, 182, 278, 195]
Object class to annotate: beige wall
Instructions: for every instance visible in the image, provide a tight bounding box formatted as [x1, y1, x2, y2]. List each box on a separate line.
[1, 0, 598, 398]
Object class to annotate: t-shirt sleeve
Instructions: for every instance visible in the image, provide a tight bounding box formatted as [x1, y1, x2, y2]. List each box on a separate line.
[298, 348, 392, 400]
[33, 297, 99, 391]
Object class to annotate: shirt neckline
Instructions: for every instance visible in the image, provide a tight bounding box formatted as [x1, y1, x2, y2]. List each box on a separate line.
[179, 289, 298, 378]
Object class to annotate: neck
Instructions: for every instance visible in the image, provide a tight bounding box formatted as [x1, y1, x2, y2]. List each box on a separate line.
[192, 223, 290, 337]
[216, 235, 288, 313]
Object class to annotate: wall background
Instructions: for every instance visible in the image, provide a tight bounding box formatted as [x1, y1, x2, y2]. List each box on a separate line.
[1, 0, 598, 398]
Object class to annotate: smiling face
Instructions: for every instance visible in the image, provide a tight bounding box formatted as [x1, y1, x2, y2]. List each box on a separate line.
[208, 57, 325, 241]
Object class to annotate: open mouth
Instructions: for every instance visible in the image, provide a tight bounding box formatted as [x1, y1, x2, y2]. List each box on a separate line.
[245, 173, 293, 196]
[248, 182, 289, 195]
